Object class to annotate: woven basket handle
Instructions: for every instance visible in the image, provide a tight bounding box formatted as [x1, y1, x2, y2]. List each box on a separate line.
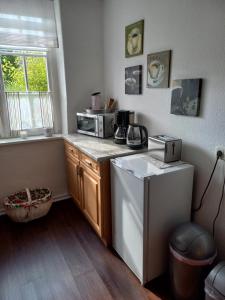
[25, 188, 32, 204]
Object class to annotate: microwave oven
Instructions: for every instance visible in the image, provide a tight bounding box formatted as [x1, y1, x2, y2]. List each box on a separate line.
[76, 112, 115, 138]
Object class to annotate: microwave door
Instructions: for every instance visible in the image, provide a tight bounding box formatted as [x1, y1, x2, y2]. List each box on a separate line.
[77, 115, 98, 136]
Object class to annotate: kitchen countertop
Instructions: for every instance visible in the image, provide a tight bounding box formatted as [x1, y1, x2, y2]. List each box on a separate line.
[0, 133, 148, 161]
[64, 134, 148, 161]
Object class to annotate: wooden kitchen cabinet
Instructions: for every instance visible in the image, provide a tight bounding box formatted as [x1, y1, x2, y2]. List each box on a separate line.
[64, 141, 111, 246]
[81, 163, 101, 235]
[65, 156, 81, 208]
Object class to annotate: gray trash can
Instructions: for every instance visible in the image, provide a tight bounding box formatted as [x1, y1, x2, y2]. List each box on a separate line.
[205, 261, 225, 300]
[169, 223, 217, 300]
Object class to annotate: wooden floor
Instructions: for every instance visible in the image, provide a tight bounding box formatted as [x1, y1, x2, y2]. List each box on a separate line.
[0, 200, 171, 300]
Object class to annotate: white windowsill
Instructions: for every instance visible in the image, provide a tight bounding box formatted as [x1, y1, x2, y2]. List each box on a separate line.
[0, 134, 63, 147]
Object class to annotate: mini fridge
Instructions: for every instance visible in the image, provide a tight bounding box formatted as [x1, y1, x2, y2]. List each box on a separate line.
[110, 153, 194, 285]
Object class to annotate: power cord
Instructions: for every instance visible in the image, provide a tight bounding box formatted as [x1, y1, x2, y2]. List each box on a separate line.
[212, 170, 225, 238]
[192, 150, 223, 213]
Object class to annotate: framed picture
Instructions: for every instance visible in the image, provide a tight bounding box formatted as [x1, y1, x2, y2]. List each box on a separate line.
[170, 78, 202, 116]
[147, 50, 171, 88]
[125, 65, 142, 95]
[125, 20, 144, 58]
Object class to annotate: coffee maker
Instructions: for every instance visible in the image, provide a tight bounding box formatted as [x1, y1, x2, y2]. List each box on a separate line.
[114, 110, 130, 144]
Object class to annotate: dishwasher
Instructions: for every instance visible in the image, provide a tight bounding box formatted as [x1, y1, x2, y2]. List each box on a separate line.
[110, 153, 194, 285]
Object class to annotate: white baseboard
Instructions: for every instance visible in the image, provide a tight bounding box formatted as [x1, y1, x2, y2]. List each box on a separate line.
[0, 193, 70, 216]
[53, 193, 70, 202]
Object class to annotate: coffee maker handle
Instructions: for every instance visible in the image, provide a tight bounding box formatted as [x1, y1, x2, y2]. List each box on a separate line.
[141, 126, 148, 146]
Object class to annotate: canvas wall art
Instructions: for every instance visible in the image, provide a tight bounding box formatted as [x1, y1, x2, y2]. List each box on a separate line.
[125, 20, 144, 58]
[147, 50, 171, 88]
[170, 78, 202, 116]
[125, 65, 142, 95]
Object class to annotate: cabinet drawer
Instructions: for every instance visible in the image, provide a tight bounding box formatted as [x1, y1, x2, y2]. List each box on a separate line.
[80, 152, 99, 174]
[65, 142, 79, 160]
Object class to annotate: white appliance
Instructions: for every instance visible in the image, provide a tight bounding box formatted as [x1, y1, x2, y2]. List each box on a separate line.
[110, 153, 194, 285]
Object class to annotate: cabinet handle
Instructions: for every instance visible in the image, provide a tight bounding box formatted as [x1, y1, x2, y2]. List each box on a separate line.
[76, 166, 83, 176]
[76, 166, 79, 176]
[79, 167, 83, 176]
[85, 159, 92, 167]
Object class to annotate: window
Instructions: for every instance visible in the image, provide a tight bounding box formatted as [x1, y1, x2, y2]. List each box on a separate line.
[0, 48, 54, 137]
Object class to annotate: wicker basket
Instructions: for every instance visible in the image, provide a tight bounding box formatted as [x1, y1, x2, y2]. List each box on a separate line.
[4, 188, 52, 222]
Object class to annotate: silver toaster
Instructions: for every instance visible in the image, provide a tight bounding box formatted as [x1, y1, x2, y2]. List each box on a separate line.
[148, 135, 182, 163]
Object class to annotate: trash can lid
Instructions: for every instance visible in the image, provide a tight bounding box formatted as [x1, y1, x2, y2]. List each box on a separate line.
[170, 223, 216, 260]
[205, 262, 225, 296]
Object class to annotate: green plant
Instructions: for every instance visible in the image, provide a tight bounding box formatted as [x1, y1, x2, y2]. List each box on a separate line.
[1, 55, 48, 92]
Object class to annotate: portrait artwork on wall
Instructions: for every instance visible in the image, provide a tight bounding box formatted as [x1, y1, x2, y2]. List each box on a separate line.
[125, 65, 142, 95]
[170, 78, 202, 116]
[147, 50, 171, 88]
[125, 20, 144, 58]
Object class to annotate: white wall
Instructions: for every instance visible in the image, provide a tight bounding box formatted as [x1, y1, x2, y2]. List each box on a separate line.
[0, 140, 68, 211]
[103, 0, 225, 258]
[59, 0, 104, 133]
[54, 0, 69, 135]
[0, 1, 104, 216]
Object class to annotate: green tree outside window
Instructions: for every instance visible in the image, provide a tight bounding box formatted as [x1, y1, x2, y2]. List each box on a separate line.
[1, 55, 48, 92]
[1, 55, 26, 91]
[26, 57, 48, 91]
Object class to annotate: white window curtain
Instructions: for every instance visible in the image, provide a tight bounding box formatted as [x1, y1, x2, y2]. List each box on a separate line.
[6, 92, 53, 132]
[0, 0, 58, 48]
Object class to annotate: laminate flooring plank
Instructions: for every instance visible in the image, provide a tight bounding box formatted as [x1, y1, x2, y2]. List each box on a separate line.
[77, 228, 149, 300]
[47, 214, 94, 277]
[32, 274, 83, 300]
[21, 282, 39, 300]
[0, 218, 23, 300]
[7, 217, 52, 285]
[1, 213, 82, 300]
[1, 286, 22, 300]
[75, 269, 114, 300]
[9, 226, 69, 285]
[63, 200, 150, 300]
[27, 230, 83, 300]
[30, 278, 54, 300]
[48, 199, 147, 300]
[0, 200, 169, 300]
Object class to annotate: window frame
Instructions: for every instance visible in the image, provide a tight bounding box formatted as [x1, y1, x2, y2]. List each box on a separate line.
[0, 48, 54, 138]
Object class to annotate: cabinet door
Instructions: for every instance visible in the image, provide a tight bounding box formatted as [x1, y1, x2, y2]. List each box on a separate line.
[66, 157, 81, 208]
[81, 165, 101, 234]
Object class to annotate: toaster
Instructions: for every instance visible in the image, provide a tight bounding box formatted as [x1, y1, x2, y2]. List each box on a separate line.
[148, 135, 182, 163]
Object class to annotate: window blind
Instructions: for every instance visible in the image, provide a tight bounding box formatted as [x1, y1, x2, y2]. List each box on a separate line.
[0, 0, 58, 48]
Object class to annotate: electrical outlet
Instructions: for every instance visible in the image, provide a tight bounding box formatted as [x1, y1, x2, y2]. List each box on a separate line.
[215, 146, 225, 160]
